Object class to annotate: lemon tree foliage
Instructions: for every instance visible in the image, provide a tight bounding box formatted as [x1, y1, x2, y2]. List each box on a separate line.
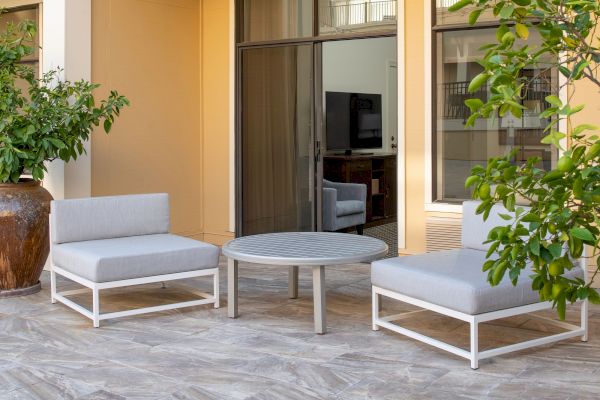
[451, 0, 600, 318]
[0, 17, 128, 183]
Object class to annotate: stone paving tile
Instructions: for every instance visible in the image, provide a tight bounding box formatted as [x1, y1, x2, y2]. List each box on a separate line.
[1, 257, 598, 399]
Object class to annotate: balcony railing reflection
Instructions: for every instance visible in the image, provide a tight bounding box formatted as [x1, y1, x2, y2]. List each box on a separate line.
[437, 0, 461, 7]
[321, 1, 397, 29]
[440, 78, 556, 120]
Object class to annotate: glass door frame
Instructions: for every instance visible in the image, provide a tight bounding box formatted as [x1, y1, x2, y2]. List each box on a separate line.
[234, 1, 398, 237]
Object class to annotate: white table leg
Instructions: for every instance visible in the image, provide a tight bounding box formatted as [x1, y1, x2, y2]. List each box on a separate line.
[289, 266, 299, 299]
[228, 259, 239, 318]
[313, 265, 327, 334]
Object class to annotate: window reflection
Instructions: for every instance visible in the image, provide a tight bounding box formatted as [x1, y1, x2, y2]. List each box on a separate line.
[434, 28, 558, 202]
[319, 0, 397, 36]
[242, 0, 313, 42]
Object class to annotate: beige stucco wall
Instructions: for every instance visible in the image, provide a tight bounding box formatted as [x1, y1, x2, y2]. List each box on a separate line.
[200, 0, 234, 245]
[90, 0, 233, 245]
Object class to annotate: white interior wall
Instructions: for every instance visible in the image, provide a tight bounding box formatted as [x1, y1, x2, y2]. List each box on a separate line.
[322, 36, 397, 153]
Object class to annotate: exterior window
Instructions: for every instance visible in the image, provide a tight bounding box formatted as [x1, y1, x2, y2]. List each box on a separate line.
[432, 2, 558, 203]
[319, 0, 397, 36]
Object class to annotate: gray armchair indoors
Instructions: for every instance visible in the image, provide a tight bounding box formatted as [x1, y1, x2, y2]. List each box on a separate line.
[322, 179, 367, 234]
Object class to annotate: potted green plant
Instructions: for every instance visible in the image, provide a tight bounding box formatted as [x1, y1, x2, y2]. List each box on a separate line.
[0, 17, 128, 297]
[449, 0, 600, 318]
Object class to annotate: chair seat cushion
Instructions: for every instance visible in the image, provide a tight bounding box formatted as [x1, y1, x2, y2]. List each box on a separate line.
[336, 200, 364, 217]
[371, 249, 584, 315]
[53, 234, 220, 283]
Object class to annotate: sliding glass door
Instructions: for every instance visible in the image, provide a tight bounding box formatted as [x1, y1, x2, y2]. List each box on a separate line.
[235, 0, 397, 240]
[239, 44, 316, 235]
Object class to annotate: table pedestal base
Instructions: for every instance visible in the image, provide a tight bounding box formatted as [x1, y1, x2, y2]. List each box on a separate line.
[288, 266, 298, 299]
[228, 259, 238, 318]
[313, 265, 327, 334]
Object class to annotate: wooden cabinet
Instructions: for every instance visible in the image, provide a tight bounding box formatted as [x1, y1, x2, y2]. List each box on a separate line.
[324, 154, 397, 226]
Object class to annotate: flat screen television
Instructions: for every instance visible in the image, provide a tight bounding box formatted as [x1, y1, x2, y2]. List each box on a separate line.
[325, 91, 383, 151]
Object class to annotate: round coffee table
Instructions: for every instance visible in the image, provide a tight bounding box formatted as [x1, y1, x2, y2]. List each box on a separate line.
[222, 232, 388, 334]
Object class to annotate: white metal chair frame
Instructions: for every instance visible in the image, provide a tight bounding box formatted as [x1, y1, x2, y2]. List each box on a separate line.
[49, 215, 220, 328]
[372, 286, 588, 369]
[51, 265, 219, 328]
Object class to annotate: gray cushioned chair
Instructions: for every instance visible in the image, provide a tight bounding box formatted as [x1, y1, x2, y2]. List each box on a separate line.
[322, 179, 367, 234]
[371, 200, 588, 369]
[50, 193, 220, 327]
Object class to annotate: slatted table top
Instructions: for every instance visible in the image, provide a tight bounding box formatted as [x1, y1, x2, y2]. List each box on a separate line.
[222, 232, 389, 266]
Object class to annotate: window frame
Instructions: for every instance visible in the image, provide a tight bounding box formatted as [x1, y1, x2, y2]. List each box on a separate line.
[425, 0, 565, 212]
[235, 0, 398, 45]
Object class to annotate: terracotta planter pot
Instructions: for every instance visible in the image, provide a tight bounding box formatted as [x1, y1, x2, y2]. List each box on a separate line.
[0, 179, 53, 297]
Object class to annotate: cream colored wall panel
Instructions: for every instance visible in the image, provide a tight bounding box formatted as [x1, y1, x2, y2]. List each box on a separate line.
[91, 0, 202, 239]
[201, 0, 233, 241]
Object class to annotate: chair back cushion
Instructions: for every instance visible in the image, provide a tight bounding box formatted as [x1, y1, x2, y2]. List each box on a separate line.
[51, 194, 170, 244]
[462, 200, 526, 251]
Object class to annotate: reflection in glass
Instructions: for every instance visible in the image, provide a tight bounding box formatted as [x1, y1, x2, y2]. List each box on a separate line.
[434, 29, 557, 202]
[435, 0, 496, 26]
[242, 0, 313, 42]
[0, 8, 39, 61]
[319, 0, 397, 36]
[241, 45, 314, 235]
[0, 8, 40, 96]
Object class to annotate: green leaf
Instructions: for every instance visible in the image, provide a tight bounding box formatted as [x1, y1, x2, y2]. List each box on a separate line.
[572, 60, 590, 79]
[541, 131, 566, 149]
[103, 119, 112, 133]
[547, 243, 563, 259]
[558, 66, 571, 79]
[448, 0, 473, 12]
[465, 175, 480, 189]
[468, 9, 483, 25]
[492, 261, 508, 286]
[521, 213, 540, 223]
[529, 237, 540, 256]
[515, 23, 529, 39]
[498, 213, 513, 221]
[465, 98, 484, 112]
[46, 138, 66, 149]
[588, 289, 600, 305]
[499, 4, 515, 19]
[570, 227, 595, 243]
[496, 25, 510, 42]
[572, 124, 599, 136]
[545, 95, 562, 108]
[468, 73, 490, 93]
[486, 241, 500, 258]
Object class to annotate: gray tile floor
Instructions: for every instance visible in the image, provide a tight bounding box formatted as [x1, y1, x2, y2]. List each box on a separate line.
[1, 257, 599, 399]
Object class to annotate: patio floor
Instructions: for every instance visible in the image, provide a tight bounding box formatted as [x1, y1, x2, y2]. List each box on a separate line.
[1, 257, 599, 399]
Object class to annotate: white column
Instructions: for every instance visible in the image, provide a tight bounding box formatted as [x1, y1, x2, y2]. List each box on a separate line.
[42, 0, 92, 201]
[42, 0, 66, 201]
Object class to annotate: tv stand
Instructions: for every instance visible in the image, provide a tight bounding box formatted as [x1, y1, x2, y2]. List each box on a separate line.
[324, 153, 397, 226]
